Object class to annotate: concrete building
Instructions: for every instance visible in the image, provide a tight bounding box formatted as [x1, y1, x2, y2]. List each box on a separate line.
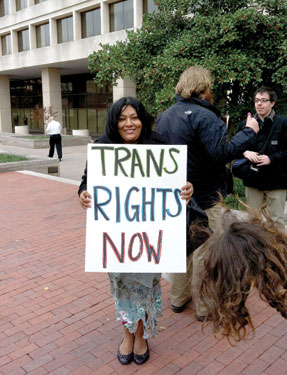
[0, 0, 157, 135]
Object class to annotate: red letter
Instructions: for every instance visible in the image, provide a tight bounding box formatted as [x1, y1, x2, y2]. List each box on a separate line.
[128, 233, 143, 262]
[142, 230, 163, 264]
[103, 232, 125, 268]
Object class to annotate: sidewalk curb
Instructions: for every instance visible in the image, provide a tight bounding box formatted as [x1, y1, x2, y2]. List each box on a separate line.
[18, 170, 80, 185]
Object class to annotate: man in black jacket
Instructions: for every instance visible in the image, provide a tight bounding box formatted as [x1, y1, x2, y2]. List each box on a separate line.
[240, 86, 287, 231]
[156, 66, 259, 320]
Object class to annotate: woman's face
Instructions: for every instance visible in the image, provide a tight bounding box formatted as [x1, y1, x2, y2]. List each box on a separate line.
[118, 105, 143, 144]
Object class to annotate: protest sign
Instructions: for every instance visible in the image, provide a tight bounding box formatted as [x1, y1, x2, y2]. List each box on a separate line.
[85, 143, 187, 273]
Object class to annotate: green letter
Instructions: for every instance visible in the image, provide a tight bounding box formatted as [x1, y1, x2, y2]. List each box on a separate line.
[163, 148, 180, 174]
[114, 147, 131, 176]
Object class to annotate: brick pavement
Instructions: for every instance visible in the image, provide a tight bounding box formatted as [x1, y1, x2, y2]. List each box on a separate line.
[1, 171, 287, 375]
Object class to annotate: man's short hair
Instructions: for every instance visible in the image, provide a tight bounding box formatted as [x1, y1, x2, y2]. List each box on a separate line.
[254, 86, 277, 102]
[175, 66, 212, 99]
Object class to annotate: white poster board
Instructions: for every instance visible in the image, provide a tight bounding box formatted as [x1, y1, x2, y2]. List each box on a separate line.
[85, 144, 187, 273]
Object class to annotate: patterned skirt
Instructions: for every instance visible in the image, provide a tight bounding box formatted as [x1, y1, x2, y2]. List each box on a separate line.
[108, 273, 162, 338]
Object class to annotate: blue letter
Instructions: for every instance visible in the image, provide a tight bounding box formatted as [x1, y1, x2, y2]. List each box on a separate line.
[125, 187, 140, 222]
[156, 188, 172, 220]
[93, 186, 112, 221]
[142, 188, 155, 221]
[166, 189, 182, 218]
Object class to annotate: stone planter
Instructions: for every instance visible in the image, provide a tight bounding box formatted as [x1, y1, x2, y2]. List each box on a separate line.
[0, 153, 59, 176]
[14, 125, 29, 135]
[72, 129, 89, 136]
[0, 133, 91, 148]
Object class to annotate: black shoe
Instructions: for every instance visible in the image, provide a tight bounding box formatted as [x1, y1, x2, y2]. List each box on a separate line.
[196, 314, 211, 322]
[117, 348, 133, 365]
[196, 314, 206, 322]
[133, 340, 149, 365]
[171, 298, 192, 313]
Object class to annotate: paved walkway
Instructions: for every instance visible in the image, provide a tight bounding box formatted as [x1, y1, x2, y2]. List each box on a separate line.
[1, 170, 287, 375]
[0, 143, 88, 182]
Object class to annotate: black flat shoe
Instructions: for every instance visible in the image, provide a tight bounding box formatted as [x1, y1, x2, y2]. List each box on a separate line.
[117, 349, 133, 365]
[133, 340, 149, 365]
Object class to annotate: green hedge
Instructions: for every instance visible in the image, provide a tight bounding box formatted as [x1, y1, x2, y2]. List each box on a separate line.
[0, 154, 28, 163]
[224, 177, 246, 210]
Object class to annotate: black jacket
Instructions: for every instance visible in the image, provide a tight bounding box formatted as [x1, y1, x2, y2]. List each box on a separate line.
[239, 113, 287, 190]
[156, 95, 256, 209]
[78, 131, 167, 195]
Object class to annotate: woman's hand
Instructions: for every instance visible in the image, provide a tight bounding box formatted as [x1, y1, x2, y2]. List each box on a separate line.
[180, 182, 194, 205]
[79, 190, 92, 210]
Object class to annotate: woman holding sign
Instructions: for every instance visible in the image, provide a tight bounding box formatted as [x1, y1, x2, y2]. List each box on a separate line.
[79, 97, 193, 365]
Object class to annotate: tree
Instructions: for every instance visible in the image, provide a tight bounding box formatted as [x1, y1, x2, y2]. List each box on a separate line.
[88, 0, 287, 129]
[31, 105, 57, 131]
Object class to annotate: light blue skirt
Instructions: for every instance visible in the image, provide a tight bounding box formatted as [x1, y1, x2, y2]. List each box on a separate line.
[108, 273, 162, 338]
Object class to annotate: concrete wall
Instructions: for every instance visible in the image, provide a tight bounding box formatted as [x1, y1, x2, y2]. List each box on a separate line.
[0, 0, 145, 133]
[0, 76, 12, 132]
[0, 0, 141, 74]
[113, 77, 136, 102]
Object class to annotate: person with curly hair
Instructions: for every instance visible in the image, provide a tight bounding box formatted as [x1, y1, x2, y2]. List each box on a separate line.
[197, 211, 287, 343]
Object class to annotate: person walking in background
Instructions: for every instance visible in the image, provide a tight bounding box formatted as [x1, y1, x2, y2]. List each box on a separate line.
[78, 97, 193, 365]
[46, 116, 63, 161]
[238, 86, 287, 231]
[156, 65, 259, 321]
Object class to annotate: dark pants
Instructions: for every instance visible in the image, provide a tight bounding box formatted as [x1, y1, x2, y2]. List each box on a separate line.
[49, 134, 62, 159]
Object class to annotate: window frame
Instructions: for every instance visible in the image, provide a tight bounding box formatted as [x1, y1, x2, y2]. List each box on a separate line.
[16, 0, 28, 11]
[18, 28, 30, 52]
[57, 16, 74, 44]
[0, 0, 9, 17]
[36, 22, 50, 48]
[109, 0, 134, 32]
[1, 33, 11, 55]
[81, 7, 101, 39]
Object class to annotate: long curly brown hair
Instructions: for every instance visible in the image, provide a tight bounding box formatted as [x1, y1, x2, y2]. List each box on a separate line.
[199, 212, 287, 343]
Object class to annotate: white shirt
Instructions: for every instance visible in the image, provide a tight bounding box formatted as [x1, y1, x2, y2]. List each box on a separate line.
[46, 120, 61, 135]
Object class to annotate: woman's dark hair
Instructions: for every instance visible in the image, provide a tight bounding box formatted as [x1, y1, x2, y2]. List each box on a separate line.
[200, 212, 287, 344]
[104, 97, 154, 143]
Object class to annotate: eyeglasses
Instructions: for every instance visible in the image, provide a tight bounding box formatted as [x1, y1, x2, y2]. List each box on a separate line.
[254, 98, 271, 103]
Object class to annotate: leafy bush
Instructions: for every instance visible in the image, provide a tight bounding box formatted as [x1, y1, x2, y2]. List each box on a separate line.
[224, 177, 246, 210]
[88, 0, 287, 120]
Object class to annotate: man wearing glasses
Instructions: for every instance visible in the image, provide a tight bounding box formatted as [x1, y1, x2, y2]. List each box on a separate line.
[241, 86, 287, 231]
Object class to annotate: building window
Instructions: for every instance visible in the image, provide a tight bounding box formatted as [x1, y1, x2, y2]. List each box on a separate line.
[1, 33, 11, 55]
[61, 74, 112, 135]
[81, 8, 101, 38]
[18, 29, 30, 52]
[110, 0, 133, 32]
[143, 0, 158, 13]
[0, 0, 9, 17]
[16, 0, 28, 11]
[57, 16, 73, 43]
[36, 23, 50, 48]
[35, 0, 48, 3]
[10, 79, 43, 130]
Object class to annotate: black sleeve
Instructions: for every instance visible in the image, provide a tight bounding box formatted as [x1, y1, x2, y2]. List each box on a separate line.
[78, 163, 87, 196]
[198, 115, 256, 163]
